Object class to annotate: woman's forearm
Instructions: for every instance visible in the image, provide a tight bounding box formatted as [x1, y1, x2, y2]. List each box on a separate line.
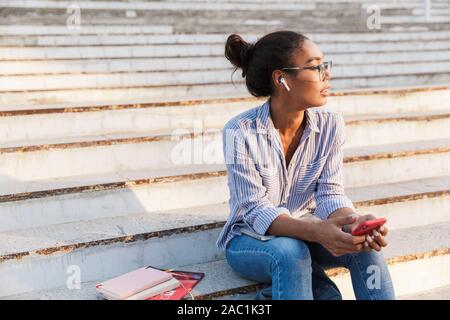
[266, 214, 321, 242]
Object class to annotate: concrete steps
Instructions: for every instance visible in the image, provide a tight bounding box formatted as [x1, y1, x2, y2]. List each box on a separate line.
[0, 25, 174, 35]
[0, 110, 448, 186]
[2, 4, 448, 33]
[2, 24, 450, 105]
[1, 30, 449, 47]
[397, 285, 450, 300]
[2, 221, 449, 299]
[2, 41, 449, 61]
[1, 0, 449, 301]
[0, 145, 448, 229]
[2, 31, 450, 47]
[2, 97, 449, 136]
[1, 24, 449, 105]
[1, 175, 449, 248]
[2, 0, 447, 34]
[3, 76, 450, 106]
[3, 52, 450, 76]
[2, 61, 450, 92]
[217, 284, 450, 300]
[1, 86, 449, 133]
[0, 0, 317, 11]
[218, 283, 450, 300]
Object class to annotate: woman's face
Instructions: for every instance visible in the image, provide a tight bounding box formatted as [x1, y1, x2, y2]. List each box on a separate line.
[281, 39, 331, 107]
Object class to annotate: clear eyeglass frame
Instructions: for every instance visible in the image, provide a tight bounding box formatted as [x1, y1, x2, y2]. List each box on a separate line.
[281, 60, 332, 82]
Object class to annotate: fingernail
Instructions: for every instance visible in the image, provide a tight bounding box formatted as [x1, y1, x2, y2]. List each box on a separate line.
[373, 230, 379, 236]
[367, 236, 373, 242]
[380, 226, 385, 232]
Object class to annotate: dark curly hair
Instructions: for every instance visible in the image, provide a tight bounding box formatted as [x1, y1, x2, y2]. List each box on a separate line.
[225, 31, 309, 97]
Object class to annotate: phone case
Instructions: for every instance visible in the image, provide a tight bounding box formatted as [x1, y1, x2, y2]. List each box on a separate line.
[351, 218, 387, 236]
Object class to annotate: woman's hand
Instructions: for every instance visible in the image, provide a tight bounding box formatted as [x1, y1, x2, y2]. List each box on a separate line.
[314, 214, 366, 257]
[347, 214, 389, 252]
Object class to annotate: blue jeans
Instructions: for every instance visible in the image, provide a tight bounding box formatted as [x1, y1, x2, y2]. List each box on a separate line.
[225, 234, 396, 300]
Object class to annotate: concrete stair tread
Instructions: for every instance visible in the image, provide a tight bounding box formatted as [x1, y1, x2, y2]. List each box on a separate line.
[1, 175, 449, 260]
[0, 202, 229, 257]
[0, 150, 448, 199]
[2, 41, 450, 60]
[2, 31, 450, 46]
[0, 129, 183, 149]
[0, 163, 225, 197]
[0, 135, 448, 197]
[343, 138, 450, 159]
[0, 94, 254, 112]
[0, 25, 174, 35]
[1, 84, 448, 112]
[346, 175, 450, 203]
[344, 109, 450, 122]
[217, 284, 450, 300]
[2, 79, 450, 106]
[0, 43, 450, 58]
[397, 285, 450, 300]
[4, 221, 450, 300]
[2, 71, 450, 94]
[3, 58, 450, 79]
[0, 1, 317, 11]
[1, 109, 449, 150]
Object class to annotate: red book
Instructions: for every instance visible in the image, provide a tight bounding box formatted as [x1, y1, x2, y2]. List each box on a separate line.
[146, 267, 205, 300]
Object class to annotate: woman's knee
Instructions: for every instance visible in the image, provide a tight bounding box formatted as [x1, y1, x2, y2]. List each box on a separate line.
[225, 236, 274, 283]
[269, 237, 312, 266]
[356, 249, 387, 266]
[346, 249, 391, 280]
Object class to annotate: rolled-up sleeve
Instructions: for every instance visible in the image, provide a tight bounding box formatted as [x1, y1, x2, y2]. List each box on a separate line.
[223, 126, 290, 235]
[314, 114, 355, 220]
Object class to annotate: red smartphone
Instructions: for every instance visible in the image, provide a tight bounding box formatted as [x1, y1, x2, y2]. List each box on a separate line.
[351, 218, 387, 236]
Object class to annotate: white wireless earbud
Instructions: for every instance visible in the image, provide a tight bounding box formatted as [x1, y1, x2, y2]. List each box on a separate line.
[279, 77, 291, 91]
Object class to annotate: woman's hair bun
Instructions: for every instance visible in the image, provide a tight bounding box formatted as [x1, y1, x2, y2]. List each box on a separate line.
[224, 31, 308, 97]
[225, 34, 254, 77]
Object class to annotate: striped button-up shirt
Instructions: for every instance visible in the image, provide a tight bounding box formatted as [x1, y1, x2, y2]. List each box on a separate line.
[216, 99, 355, 251]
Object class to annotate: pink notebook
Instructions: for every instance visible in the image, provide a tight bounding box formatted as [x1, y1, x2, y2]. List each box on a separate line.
[96, 266, 173, 300]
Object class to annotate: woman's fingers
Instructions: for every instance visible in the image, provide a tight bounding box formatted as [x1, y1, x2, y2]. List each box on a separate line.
[366, 234, 381, 251]
[372, 229, 388, 247]
[352, 235, 366, 245]
[363, 214, 377, 221]
[333, 221, 388, 255]
[336, 233, 365, 253]
[339, 231, 365, 245]
[378, 226, 389, 236]
[339, 239, 365, 254]
[340, 232, 384, 254]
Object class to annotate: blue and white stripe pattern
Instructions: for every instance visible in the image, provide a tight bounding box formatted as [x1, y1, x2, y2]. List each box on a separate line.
[216, 99, 355, 251]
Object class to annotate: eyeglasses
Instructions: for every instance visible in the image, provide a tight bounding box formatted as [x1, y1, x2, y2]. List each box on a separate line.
[281, 60, 332, 82]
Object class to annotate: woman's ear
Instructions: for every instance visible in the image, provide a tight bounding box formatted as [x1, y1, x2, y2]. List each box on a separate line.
[272, 69, 291, 92]
[272, 69, 284, 91]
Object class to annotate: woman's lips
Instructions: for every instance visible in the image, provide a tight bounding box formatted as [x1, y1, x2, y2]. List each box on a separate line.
[320, 87, 330, 96]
